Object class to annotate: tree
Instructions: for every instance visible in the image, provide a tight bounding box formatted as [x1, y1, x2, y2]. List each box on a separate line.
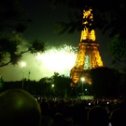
[89, 67, 120, 98]
[109, 35, 126, 70]
[0, 0, 28, 34]
[51, 72, 71, 98]
[39, 77, 53, 97]
[0, 0, 44, 67]
[0, 34, 44, 67]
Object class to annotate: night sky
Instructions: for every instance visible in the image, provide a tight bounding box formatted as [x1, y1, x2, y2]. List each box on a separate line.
[23, 0, 80, 46]
[0, 0, 112, 81]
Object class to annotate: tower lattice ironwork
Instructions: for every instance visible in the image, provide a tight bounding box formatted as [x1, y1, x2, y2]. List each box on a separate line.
[70, 8, 103, 86]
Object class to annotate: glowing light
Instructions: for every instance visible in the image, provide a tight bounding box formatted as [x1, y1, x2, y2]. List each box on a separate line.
[80, 77, 85, 82]
[51, 84, 55, 88]
[85, 88, 88, 91]
[36, 45, 76, 76]
[88, 102, 91, 106]
[0, 45, 76, 81]
[18, 61, 27, 68]
[84, 55, 90, 69]
[107, 101, 110, 104]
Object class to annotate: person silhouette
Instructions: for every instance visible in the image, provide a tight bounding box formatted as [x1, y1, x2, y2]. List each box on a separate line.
[0, 89, 41, 126]
[110, 100, 126, 126]
[88, 106, 109, 126]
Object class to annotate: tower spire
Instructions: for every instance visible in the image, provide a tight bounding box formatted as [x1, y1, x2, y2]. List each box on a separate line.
[80, 8, 96, 41]
[70, 8, 103, 86]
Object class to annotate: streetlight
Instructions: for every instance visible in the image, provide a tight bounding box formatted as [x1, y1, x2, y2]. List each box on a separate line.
[80, 77, 85, 95]
[80, 77, 85, 82]
[19, 61, 27, 88]
[19, 61, 27, 68]
[51, 84, 55, 98]
[51, 84, 55, 88]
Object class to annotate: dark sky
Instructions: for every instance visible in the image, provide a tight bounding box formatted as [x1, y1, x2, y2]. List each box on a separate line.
[22, 0, 80, 46]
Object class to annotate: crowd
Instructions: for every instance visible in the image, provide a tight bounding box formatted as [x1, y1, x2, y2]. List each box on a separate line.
[0, 89, 126, 126]
[40, 97, 126, 126]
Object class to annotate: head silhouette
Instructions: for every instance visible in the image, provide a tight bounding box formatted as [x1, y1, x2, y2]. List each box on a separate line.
[0, 89, 41, 126]
[111, 108, 126, 126]
[88, 106, 109, 126]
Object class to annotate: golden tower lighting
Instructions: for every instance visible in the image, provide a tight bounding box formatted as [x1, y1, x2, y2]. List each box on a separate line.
[70, 8, 103, 86]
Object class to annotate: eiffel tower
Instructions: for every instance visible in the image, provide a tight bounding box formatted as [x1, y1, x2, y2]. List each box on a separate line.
[70, 8, 103, 86]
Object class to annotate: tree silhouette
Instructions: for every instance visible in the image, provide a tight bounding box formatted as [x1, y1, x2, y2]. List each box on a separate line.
[89, 67, 120, 98]
[0, 0, 27, 34]
[51, 73, 71, 98]
[0, 0, 44, 67]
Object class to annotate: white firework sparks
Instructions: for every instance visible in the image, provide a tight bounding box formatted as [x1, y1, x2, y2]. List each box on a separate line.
[0, 45, 77, 81]
[36, 44, 77, 76]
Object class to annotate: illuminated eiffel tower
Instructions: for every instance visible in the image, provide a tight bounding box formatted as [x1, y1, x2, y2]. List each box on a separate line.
[70, 8, 103, 86]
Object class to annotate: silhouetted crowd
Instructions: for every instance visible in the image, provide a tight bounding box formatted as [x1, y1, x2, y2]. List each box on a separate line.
[0, 89, 126, 126]
[39, 97, 126, 126]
